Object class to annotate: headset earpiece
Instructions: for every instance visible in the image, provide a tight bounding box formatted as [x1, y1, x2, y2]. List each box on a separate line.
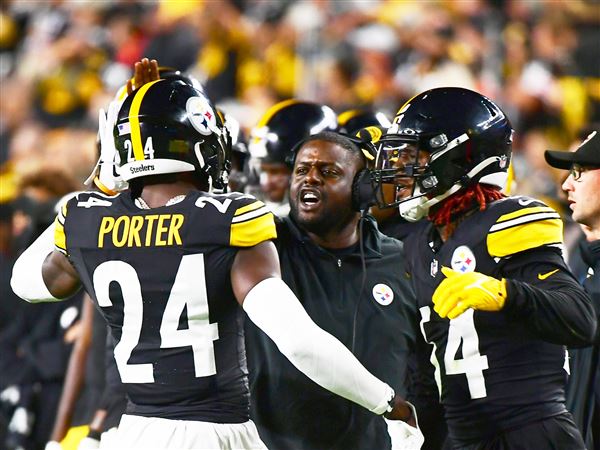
[346, 129, 381, 212]
[351, 169, 376, 212]
[285, 139, 306, 168]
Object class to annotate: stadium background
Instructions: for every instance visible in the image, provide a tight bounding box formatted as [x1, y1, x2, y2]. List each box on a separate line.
[0, 0, 598, 447]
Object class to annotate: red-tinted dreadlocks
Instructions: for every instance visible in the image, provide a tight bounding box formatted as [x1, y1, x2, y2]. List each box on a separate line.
[429, 184, 506, 235]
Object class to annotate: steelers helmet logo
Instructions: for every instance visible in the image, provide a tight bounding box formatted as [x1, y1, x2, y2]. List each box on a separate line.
[451, 245, 477, 273]
[372, 283, 394, 306]
[187, 96, 218, 136]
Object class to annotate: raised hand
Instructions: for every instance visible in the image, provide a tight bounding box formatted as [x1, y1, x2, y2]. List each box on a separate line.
[127, 57, 159, 95]
[433, 267, 507, 319]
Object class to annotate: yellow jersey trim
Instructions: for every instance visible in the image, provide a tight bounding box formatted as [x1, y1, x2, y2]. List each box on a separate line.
[234, 200, 265, 217]
[230, 212, 276, 247]
[54, 216, 67, 253]
[495, 206, 556, 223]
[487, 219, 563, 257]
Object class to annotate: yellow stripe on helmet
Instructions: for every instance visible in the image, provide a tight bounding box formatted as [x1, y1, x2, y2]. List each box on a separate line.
[338, 109, 361, 126]
[129, 79, 163, 161]
[395, 92, 421, 117]
[257, 99, 301, 127]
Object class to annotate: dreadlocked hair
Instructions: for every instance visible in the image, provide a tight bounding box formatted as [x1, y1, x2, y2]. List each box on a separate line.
[429, 184, 506, 231]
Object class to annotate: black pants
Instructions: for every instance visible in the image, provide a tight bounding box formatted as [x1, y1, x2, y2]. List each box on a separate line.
[452, 413, 586, 450]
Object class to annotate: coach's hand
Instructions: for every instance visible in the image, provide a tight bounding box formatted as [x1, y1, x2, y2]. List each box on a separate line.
[384, 395, 416, 427]
[433, 267, 507, 319]
[384, 398, 423, 449]
[127, 58, 159, 94]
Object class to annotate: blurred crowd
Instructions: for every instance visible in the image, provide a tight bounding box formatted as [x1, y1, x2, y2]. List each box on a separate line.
[0, 0, 598, 448]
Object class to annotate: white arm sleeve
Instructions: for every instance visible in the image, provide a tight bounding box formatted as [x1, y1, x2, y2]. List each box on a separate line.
[10, 223, 61, 303]
[243, 277, 394, 415]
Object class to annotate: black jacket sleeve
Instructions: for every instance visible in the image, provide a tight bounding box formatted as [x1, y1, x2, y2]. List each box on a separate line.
[500, 247, 597, 346]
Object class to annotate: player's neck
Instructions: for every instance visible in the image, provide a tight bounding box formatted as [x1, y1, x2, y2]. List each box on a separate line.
[138, 181, 197, 208]
[435, 207, 479, 242]
[436, 224, 451, 243]
[587, 226, 600, 241]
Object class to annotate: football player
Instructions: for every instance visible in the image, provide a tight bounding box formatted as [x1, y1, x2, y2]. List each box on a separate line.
[369, 87, 597, 450]
[41, 58, 160, 450]
[12, 78, 414, 449]
[248, 99, 338, 217]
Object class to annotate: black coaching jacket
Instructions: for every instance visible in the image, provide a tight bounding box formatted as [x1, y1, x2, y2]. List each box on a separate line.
[246, 215, 417, 450]
[566, 239, 600, 450]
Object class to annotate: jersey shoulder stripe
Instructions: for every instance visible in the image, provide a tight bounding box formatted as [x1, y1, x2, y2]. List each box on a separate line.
[54, 191, 119, 254]
[233, 200, 265, 218]
[227, 197, 276, 247]
[232, 205, 271, 224]
[54, 200, 70, 254]
[487, 198, 563, 257]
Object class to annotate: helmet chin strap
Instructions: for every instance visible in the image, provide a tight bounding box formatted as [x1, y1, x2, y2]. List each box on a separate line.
[399, 184, 463, 222]
[399, 156, 504, 222]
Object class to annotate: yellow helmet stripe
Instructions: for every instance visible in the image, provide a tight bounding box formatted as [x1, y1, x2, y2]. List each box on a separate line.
[257, 99, 301, 127]
[129, 79, 162, 161]
[395, 92, 421, 116]
[338, 109, 361, 126]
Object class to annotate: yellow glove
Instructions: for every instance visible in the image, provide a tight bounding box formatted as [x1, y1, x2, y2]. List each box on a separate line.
[432, 267, 507, 319]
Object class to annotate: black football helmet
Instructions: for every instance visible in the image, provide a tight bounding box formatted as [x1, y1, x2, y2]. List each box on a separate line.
[337, 109, 392, 136]
[114, 78, 230, 190]
[87, 68, 207, 193]
[371, 87, 513, 221]
[159, 66, 205, 92]
[248, 100, 338, 167]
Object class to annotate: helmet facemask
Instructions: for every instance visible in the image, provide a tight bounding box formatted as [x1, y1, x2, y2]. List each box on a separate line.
[373, 134, 440, 221]
[373, 131, 511, 222]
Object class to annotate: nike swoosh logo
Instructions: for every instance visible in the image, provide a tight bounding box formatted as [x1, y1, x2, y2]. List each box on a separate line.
[518, 198, 536, 206]
[538, 269, 559, 280]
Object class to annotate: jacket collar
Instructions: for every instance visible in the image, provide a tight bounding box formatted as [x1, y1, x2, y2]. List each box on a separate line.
[280, 215, 383, 259]
[581, 239, 600, 268]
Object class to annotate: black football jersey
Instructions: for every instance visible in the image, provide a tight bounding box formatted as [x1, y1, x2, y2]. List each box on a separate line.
[54, 190, 276, 422]
[404, 196, 589, 444]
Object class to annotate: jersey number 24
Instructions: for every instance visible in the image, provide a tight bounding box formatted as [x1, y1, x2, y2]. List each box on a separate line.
[93, 254, 218, 383]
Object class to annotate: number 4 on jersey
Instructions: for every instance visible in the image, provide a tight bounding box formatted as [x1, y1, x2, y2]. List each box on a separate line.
[444, 309, 488, 399]
[420, 306, 489, 400]
[160, 254, 219, 378]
